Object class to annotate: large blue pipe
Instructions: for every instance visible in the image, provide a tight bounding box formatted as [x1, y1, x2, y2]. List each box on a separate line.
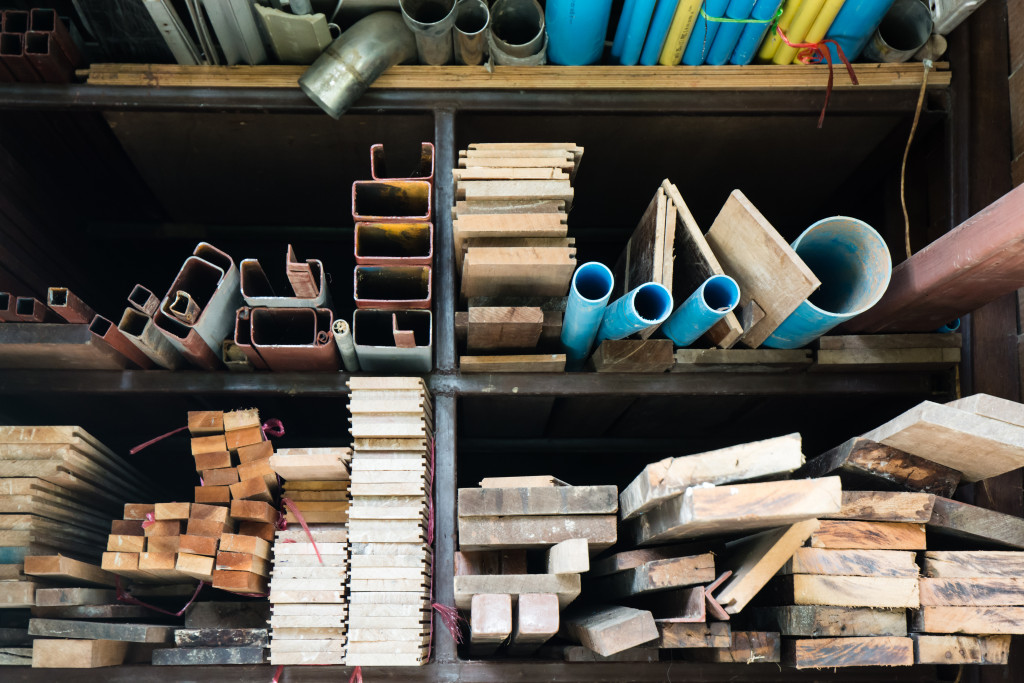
[730, 0, 784, 65]
[639, 0, 680, 65]
[763, 217, 892, 349]
[681, 0, 730, 65]
[611, 0, 637, 58]
[824, 0, 896, 62]
[661, 275, 741, 347]
[596, 282, 673, 342]
[935, 319, 961, 334]
[705, 0, 759, 65]
[620, 0, 658, 65]
[546, 0, 615, 65]
[561, 262, 615, 371]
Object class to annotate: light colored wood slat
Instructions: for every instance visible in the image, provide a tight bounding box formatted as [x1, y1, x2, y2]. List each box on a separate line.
[748, 605, 907, 637]
[656, 622, 731, 649]
[765, 575, 920, 608]
[919, 577, 1024, 606]
[808, 520, 926, 550]
[782, 548, 919, 578]
[922, 550, 1024, 578]
[460, 354, 567, 372]
[31, 639, 127, 668]
[590, 554, 715, 600]
[459, 485, 617, 517]
[911, 606, 1024, 634]
[454, 573, 581, 609]
[457, 515, 616, 551]
[912, 634, 1011, 664]
[822, 491, 935, 522]
[23, 555, 117, 587]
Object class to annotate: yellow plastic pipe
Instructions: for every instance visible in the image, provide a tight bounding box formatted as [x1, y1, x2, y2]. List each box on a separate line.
[658, 0, 703, 66]
[771, 0, 824, 64]
[793, 0, 846, 63]
[757, 0, 802, 62]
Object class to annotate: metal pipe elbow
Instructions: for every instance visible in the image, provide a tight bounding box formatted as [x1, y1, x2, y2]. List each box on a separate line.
[299, 11, 416, 119]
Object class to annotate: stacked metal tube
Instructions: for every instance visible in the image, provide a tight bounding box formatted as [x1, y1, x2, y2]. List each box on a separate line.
[0, 9, 81, 83]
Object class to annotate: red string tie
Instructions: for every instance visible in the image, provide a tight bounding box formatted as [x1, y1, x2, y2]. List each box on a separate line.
[115, 576, 205, 617]
[140, 512, 155, 530]
[272, 665, 285, 683]
[262, 418, 285, 439]
[130, 425, 188, 455]
[349, 666, 363, 683]
[775, 26, 858, 128]
[280, 497, 322, 564]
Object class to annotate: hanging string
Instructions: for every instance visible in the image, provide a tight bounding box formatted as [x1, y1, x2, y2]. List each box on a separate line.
[425, 438, 465, 662]
[280, 497, 323, 564]
[774, 25, 858, 128]
[271, 665, 285, 683]
[262, 418, 285, 439]
[902, 60, 933, 260]
[115, 577, 206, 617]
[130, 425, 188, 455]
[349, 666, 363, 683]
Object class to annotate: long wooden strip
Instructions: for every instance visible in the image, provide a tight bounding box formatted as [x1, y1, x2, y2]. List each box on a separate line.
[808, 520, 926, 550]
[912, 634, 1011, 665]
[747, 605, 907, 637]
[782, 548, 920, 578]
[589, 554, 715, 599]
[458, 485, 617, 517]
[822, 491, 935, 522]
[560, 605, 659, 657]
[760, 575, 920, 608]
[922, 550, 1024, 577]
[454, 573, 580, 609]
[798, 438, 962, 496]
[457, 515, 616, 551]
[928, 497, 1024, 549]
[919, 577, 1024, 606]
[23, 556, 117, 587]
[785, 637, 913, 668]
[911, 606, 1024, 634]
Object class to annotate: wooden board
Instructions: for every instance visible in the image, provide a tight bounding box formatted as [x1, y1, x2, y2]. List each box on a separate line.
[947, 393, 1024, 427]
[470, 593, 512, 652]
[672, 348, 813, 372]
[458, 485, 617, 517]
[620, 433, 804, 521]
[174, 628, 268, 648]
[153, 646, 265, 665]
[458, 515, 616, 551]
[808, 520, 927, 550]
[460, 353, 566, 372]
[23, 555, 117, 587]
[223, 408, 260, 431]
[454, 573, 581, 609]
[31, 639, 127, 668]
[798, 437, 961, 496]
[911, 606, 1024, 634]
[784, 637, 914, 668]
[704, 190, 820, 348]
[33, 587, 115, 606]
[715, 520, 820, 615]
[823, 491, 935, 523]
[466, 306, 544, 352]
[0, 581, 37, 607]
[479, 475, 567, 488]
[782, 548, 920, 578]
[511, 593, 559, 652]
[912, 634, 1011, 664]
[588, 542, 720, 578]
[588, 339, 674, 373]
[629, 477, 841, 546]
[546, 539, 589, 575]
[861, 400, 1024, 482]
[613, 186, 671, 301]
[747, 605, 908, 636]
[462, 247, 575, 298]
[688, 631, 781, 663]
[928, 496, 1024, 549]
[760, 575, 920, 608]
[919, 577, 1024, 606]
[188, 411, 223, 436]
[589, 554, 716, 600]
[656, 621, 731, 649]
[922, 550, 1024, 577]
[816, 346, 961, 370]
[27, 619, 173, 643]
[560, 605, 659, 657]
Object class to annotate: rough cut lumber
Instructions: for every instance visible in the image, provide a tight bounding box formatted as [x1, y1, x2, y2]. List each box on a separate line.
[0, 647, 32, 665]
[511, 593, 559, 653]
[185, 518, 227, 538]
[785, 636, 914, 668]
[761, 575, 920, 608]
[798, 437, 961, 496]
[948, 393, 1024, 427]
[470, 593, 512, 653]
[154, 502, 190, 520]
[236, 459, 275, 484]
[689, 631, 781, 663]
[466, 306, 544, 352]
[749, 605, 908, 636]
[220, 534, 271, 559]
[32, 639, 127, 668]
[715, 520, 820, 615]
[922, 550, 1024, 577]
[656, 621, 731, 649]
[589, 339, 674, 373]
[912, 634, 1011, 664]
[177, 535, 217, 557]
[630, 477, 841, 546]
[454, 573, 581, 609]
[188, 411, 224, 436]
[174, 628, 268, 648]
[459, 353, 567, 372]
[620, 433, 804, 521]
[144, 520, 183, 537]
[223, 408, 261, 431]
[24, 555, 117, 587]
[591, 554, 715, 600]
[29, 605, 154, 619]
[561, 605, 659, 656]
[153, 646, 265, 665]
[588, 542, 717, 578]
[123, 504, 155, 520]
[270, 448, 350, 481]
[546, 539, 589, 575]
[216, 551, 270, 576]
[912, 606, 1024, 634]
[454, 549, 527, 576]
[194, 486, 231, 505]
[225, 426, 263, 450]
[782, 548, 919, 578]
[613, 185, 672, 305]
[184, 601, 269, 629]
[919, 577, 1024, 606]
[862, 401, 1024, 482]
[212, 569, 268, 594]
[479, 476, 567, 488]
[230, 500, 277, 525]
[201, 468, 239, 486]
[458, 515, 616, 551]
[191, 435, 227, 456]
[229, 476, 273, 503]
[928, 496, 1024, 549]
[193, 451, 231, 470]
[33, 587, 115, 607]
[459, 485, 617, 517]
[823, 491, 935, 522]
[28, 618, 173, 643]
[237, 441, 274, 464]
[0, 582, 37, 607]
[672, 348, 813, 372]
[809, 520, 926, 550]
[176, 553, 214, 581]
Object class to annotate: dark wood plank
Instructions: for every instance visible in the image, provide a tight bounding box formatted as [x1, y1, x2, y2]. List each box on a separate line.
[798, 437, 960, 496]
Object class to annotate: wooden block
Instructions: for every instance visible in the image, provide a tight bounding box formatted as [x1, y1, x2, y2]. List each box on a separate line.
[454, 573, 581, 609]
[153, 646, 265, 665]
[194, 486, 231, 505]
[201, 468, 239, 486]
[912, 606, 1024, 634]
[928, 496, 1024, 548]
[588, 542, 717, 578]
[823, 490, 935, 522]
[704, 190, 820, 348]
[785, 637, 913, 668]
[123, 504, 155, 521]
[33, 587, 115, 607]
[561, 605, 659, 657]
[238, 522, 276, 543]
[193, 451, 231, 471]
[30, 605, 155, 619]
[216, 552, 269, 576]
[470, 593, 512, 646]
[223, 409, 261, 432]
[462, 247, 575, 298]
[672, 348, 813, 372]
[546, 539, 589, 574]
[912, 634, 1011, 664]
[236, 441, 274, 464]
[191, 435, 227, 456]
[591, 554, 715, 600]
[689, 631, 781, 663]
[458, 179, 573, 202]
[138, 552, 176, 572]
[715, 520, 820, 615]
[458, 485, 617, 517]
[110, 519, 144, 536]
[154, 502, 190, 520]
[270, 452, 349, 481]
[0, 647, 32, 665]
[176, 553, 214, 581]
[479, 475, 567, 488]
[186, 518, 229, 539]
[32, 639, 127, 668]
[513, 593, 559, 648]
[809, 520, 926, 550]
[460, 354, 567, 372]
[189, 503, 230, 524]
[466, 306, 544, 351]
[236, 458, 275, 484]
[630, 477, 841, 546]
[761, 575, 920, 608]
[862, 401, 1024, 482]
[219, 534, 271, 560]
[589, 339, 674, 373]
[143, 520, 182, 537]
[782, 548, 920, 578]
[188, 411, 224, 436]
[620, 433, 804, 521]
[229, 477, 274, 503]
[24, 555, 117, 587]
[923, 550, 1024, 577]
[174, 628, 268, 648]
[748, 605, 908, 637]
[225, 428, 264, 452]
[28, 618, 174, 643]
[919, 577, 1024, 606]
[212, 570, 268, 594]
[613, 186, 672, 302]
[948, 393, 1024, 427]
[800, 436, 960, 496]
[457, 515, 616, 551]
[230, 500, 277, 525]
[656, 621, 731, 649]
[185, 601, 269, 629]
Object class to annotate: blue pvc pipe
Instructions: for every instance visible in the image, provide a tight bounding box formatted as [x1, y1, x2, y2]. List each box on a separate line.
[547, 0, 615, 65]
[935, 319, 961, 334]
[681, 0, 730, 65]
[824, 0, 897, 62]
[730, 0, 784, 65]
[662, 275, 741, 347]
[620, 0, 658, 65]
[706, 0, 759, 65]
[611, 0, 638, 58]
[596, 282, 673, 342]
[763, 217, 892, 349]
[561, 262, 615, 371]
[639, 0, 680, 65]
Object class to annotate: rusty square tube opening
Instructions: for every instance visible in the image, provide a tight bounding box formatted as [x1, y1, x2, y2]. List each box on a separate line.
[120, 308, 149, 337]
[240, 261, 276, 298]
[194, 243, 234, 273]
[129, 285, 155, 310]
[355, 222, 432, 259]
[24, 32, 48, 55]
[355, 310, 431, 347]
[353, 180, 430, 219]
[0, 293, 11, 313]
[47, 288, 68, 307]
[234, 308, 254, 345]
[89, 316, 113, 336]
[28, 8, 56, 31]
[15, 297, 36, 316]
[371, 142, 435, 181]
[3, 11, 29, 33]
[1, 34, 24, 56]
[355, 266, 430, 301]
[251, 308, 317, 346]
[166, 259, 223, 314]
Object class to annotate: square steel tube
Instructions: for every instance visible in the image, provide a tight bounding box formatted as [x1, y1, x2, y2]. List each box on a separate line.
[370, 142, 435, 182]
[353, 309, 432, 373]
[354, 265, 431, 310]
[250, 306, 339, 372]
[354, 221, 433, 266]
[47, 287, 96, 324]
[351, 179, 432, 223]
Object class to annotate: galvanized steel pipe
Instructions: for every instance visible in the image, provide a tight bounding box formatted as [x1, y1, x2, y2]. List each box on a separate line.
[596, 282, 673, 343]
[453, 0, 489, 66]
[488, 0, 547, 64]
[861, 0, 932, 62]
[399, 0, 456, 65]
[662, 275, 741, 348]
[561, 262, 614, 371]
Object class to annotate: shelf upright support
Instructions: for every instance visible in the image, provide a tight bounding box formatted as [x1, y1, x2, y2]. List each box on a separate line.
[432, 393, 458, 663]
[434, 106, 457, 374]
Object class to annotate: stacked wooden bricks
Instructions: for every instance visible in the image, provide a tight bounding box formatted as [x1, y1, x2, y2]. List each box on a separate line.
[267, 446, 351, 665]
[453, 143, 581, 373]
[190, 409, 280, 507]
[345, 377, 433, 666]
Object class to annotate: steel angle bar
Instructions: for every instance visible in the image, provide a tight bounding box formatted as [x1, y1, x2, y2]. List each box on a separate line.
[13, 297, 53, 322]
[354, 221, 433, 266]
[140, 0, 202, 66]
[352, 179, 432, 222]
[23, 32, 73, 83]
[128, 285, 160, 317]
[233, 306, 269, 370]
[353, 308, 432, 372]
[240, 256, 333, 309]
[46, 288, 95, 324]
[28, 9, 82, 67]
[250, 306, 340, 371]
[200, 0, 268, 66]
[117, 307, 186, 370]
[354, 265, 431, 309]
[0, 293, 17, 321]
[88, 315, 155, 369]
[285, 244, 318, 298]
[370, 142, 435, 182]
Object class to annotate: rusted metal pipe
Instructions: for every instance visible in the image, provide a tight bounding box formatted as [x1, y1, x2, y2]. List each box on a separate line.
[118, 307, 187, 370]
[47, 287, 96, 324]
[89, 315, 155, 369]
[129, 285, 160, 316]
[169, 290, 202, 324]
[250, 307, 340, 371]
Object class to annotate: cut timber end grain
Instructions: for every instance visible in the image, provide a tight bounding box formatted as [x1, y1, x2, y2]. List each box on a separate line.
[238, 522, 276, 543]
[546, 539, 589, 574]
[785, 637, 913, 668]
[24, 555, 118, 588]
[191, 434, 227, 456]
[912, 634, 1011, 665]
[190, 503, 230, 524]
[193, 451, 231, 471]
[188, 411, 224, 436]
[656, 621, 731, 649]
[186, 518, 230, 538]
[0, 582, 37, 607]
[689, 631, 781, 664]
[270, 450, 349, 481]
[123, 504, 155, 520]
[146, 536, 180, 553]
[154, 502, 190, 520]
[223, 408, 261, 432]
[32, 639, 127, 668]
[235, 458, 275, 482]
[230, 499, 278, 525]
[457, 515, 616, 551]
[912, 606, 1024, 634]
[225, 426, 263, 451]
[454, 573, 581, 610]
[110, 519, 144, 536]
[471, 593, 512, 643]
[106, 535, 145, 553]
[458, 485, 617, 517]
[237, 441, 274, 464]
[919, 577, 1024, 606]
[194, 486, 230, 505]
[515, 593, 559, 642]
[824, 490, 935, 523]
[201, 468, 239, 486]
[212, 569, 268, 594]
[176, 553, 214, 581]
[216, 551, 270, 576]
[230, 476, 274, 503]
[808, 520, 926, 550]
[219, 534, 272, 560]
[561, 605, 659, 657]
[782, 548, 919, 578]
[748, 605, 908, 637]
[923, 550, 1024, 577]
[143, 520, 183, 537]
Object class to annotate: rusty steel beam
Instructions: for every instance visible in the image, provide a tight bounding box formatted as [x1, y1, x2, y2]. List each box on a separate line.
[354, 265, 432, 309]
[23, 32, 72, 83]
[13, 297, 51, 322]
[249, 306, 340, 371]
[118, 307, 187, 370]
[352, 179, 432, 223]
[88, 315, 155, 369]
[370, 141, 435, 182]
[46, 287, 96, 324]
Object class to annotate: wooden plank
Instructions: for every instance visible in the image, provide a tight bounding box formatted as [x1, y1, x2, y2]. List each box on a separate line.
[460, 354, 566, 372]
[613, 186, 669, 299]
[797, 437, 961, 497]
[230, 500, 277, 525]
[672, 348, 813, 372]
[819, 333, 964, 349]
[179, 535, 218, 556]
[919, 577, 1024, 606]
[620, 433, 804, 521]
[194, 486, 231, 505]
[225, 426, 263, 451]
[28, 618, 173, 643]
[823, 491, 935, 522]
[748, 605, 908, 636]
[760, 575, 920, 608]
[808, 520, 927, 550]
[201, 468, 239, 486]
[154, 502, 190, 520]
[454, 573, 581, 609]
[816, 346, 961, 370]
[782, 548, 920, 578]
[223, 408, 261, 431]
[689, 631, 781, 663]
[590, 554, 716, 600]
[510, 593, 559, 652]
[184, 601, 269, 629]
[462, 246, 575, 298]
[191, 435, 227, 456]
[174, 628, 268, 648]
[923, 550, 1024, 577]
[629, 477, 841, 546]
[589, 339, 674, 373]
[270, 450, 349, 481]
[0, 581, 36, 607]
[912, 606, 1024, 634]
[153, 646, 265, 665]
[457, 515, 616, 551]
[176, 553, 214, 581]
[466, 306, 543, 351]
[236, 441, 274, 464]
[546, 539, 589, 575]
[469, 593, 511, 655]
[453, 167, 568, 180]
[479, 475, 567, 488]
[704, 190, 820, 348]
[219, 534, 271, 560]
[785, 636, 914, 668]
[23, 555, 117, 587]
[948, 393, 1024, 427]
[194, 451, 232, 470]
[454, 549, 525, 575]
[33, 587, 115, 606]
[656, 621, 731, 649]
[912, 634, 1011, 664]
[0, 647, 33, 665]
[212, 569, 268, 594]
[715, 520, 820, 615]
[928, 496, 1024, 548]
[31, 639, 127, 668]
[29, 605, 154, 619]
[458, 485, 617, 517]
[560, 605, 659, 656]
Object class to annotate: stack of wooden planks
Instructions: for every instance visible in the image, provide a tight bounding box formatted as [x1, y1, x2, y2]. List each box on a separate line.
[453, 142, 581, 373]
[345, 377, 433, 666]
[267, 446, 351, 665]
[153, 601, 268, 665]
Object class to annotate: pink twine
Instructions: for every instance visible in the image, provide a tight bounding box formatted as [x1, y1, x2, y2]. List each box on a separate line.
[130, 425, 188, 455]
[281, 497, 322, 564]
[262, 418, 285, 439]
[141, 512, 155, 529]
[272, 665, 285, 683]
[349, 666, 363, 683]
[275, 509, 288, 531]
[115, 576, 205, 617]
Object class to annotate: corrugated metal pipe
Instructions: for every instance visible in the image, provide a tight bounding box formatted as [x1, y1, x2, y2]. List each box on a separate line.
[561, 262, 614, 371]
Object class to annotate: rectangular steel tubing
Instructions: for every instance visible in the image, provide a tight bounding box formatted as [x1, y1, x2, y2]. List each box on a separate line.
[27, 9, 82, 67]
[118, 307, 187, 370]
[14, 297, 51, 322]
[46, 287, 96, 324]
[2, 10, 28, 34]
[370, 142, 435, 182]
[351, 179, 432, 222]
[0, 323, 136, 370]
[249, 306, 339, 371]
[0, 33, 40, 83]
[240, 254, 333, 309]
[354, 265, 432, 310]
[0, 293, 18, 321]
[23, 32, 73, 83]
[129, 284, 160, 316]
[354, 221, 433, 266]
[353, 309, 432, 373]
[88, 315, 155, 370]
[0, 57, 11, 82]
[232, 307, 269, 370]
